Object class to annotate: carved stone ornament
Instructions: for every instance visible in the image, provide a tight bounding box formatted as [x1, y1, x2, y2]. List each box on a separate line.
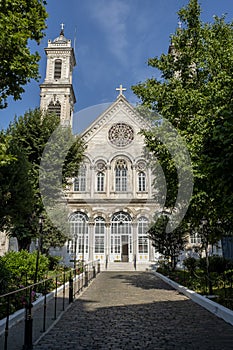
[108, 123, 134, 147]
[136, 161, 146, 171]
[95, 161, 106, 171]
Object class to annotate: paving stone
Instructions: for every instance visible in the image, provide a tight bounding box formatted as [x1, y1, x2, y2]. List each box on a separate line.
[33, 272, 233, 349]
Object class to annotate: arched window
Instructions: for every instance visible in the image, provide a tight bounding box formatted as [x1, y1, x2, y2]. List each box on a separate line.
[138, 217, 149, 253]
[74, 165, 86, 192]
[94, 217, 105, 253]
[111, 212, 132, 255]
[138, 171, 146, 192]
[68, 212, 88, 256]
[97, 172, 104, 192]
[47, 100, 61, 118]
[54, 59, 62, 79]
[115, 160, 127, 192]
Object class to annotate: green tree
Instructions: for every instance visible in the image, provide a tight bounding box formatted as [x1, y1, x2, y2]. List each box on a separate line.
[0, 133, 17, 166]
[2, 109, 84, 250]
[148, 215, 187, 270]
[132, 0, 233, 233]
[0, 141, 34, 237]
[0, 0, 48, 108]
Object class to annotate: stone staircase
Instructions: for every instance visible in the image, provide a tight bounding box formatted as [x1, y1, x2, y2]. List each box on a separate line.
[100, 262, 156, 272]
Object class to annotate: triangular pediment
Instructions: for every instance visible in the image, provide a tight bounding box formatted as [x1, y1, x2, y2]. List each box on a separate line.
[80, 95, 150, 144]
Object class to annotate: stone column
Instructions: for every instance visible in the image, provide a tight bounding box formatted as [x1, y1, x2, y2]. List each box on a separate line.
[105, 222, 111, 262]
[88, 222, 95, 262]
[90, 165, 95, 198]
[148, 167, 152, 197]
[106, 164, 111, 197]
[132, 221, 138, 262]
[149, 239, 154, 261]
[132, 164, 137, 197]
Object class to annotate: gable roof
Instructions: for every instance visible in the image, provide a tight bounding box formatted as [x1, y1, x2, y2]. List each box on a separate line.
[80, 95, 151, 144]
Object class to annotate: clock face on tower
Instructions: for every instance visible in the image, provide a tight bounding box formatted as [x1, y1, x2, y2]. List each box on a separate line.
[108, 123, 134, 147]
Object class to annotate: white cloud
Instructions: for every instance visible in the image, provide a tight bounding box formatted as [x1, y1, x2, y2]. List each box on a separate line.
[88, 0, 130, 64]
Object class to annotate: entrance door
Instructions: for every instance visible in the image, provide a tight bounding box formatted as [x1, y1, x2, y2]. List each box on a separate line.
[111, 212, 132, 262]
[121, 235, 129, 262]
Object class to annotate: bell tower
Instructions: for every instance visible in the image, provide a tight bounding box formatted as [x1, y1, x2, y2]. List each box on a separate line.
[40, 24, 76, 127]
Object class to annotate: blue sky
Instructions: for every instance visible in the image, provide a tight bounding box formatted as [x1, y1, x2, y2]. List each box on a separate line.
[1, 0, 233, 131]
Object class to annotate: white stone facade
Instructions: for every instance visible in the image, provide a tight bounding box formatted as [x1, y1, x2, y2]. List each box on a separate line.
[65, 94, 159, 264]
[38, 29, 160, 265]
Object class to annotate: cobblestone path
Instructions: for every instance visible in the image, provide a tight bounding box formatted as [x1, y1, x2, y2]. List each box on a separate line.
[33, 272, 233, 350]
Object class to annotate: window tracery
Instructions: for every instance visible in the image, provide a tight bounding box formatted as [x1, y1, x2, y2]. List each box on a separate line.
[115, 160, 127, 192]
[108, 123, 134, 147]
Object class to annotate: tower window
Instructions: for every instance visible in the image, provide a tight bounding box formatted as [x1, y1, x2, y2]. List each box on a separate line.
[47, 100, 61, 117]
[54, 59, 62, 79]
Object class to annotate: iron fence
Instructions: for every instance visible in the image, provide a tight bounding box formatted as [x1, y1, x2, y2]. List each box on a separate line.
[0, 260, 100, 350]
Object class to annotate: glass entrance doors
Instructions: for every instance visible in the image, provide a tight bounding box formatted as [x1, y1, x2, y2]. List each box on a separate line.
[121, 235, 129, 262]
[110, 212, 132, 262]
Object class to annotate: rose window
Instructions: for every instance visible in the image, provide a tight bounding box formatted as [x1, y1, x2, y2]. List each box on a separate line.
[108, 123, 134, 147]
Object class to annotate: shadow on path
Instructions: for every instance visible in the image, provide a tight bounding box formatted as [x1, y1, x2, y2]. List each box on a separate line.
[109, 271, 175, 290]
[33, 272, 233, 350]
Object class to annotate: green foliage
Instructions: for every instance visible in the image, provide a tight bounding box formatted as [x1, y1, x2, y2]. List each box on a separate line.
[0, 133, 17, 166]
[159, 254, 233, 310]
[0, 257, 12, 294]
[1, 109, 84, 250]
[0, 139, 34, 233]
[148, 215, 187, 270]
[132, 0, 233, 235]
[183, 257, 197, 275]
[0, 0, 48, 108]
[1, 110, 60, 248]
[47, 255, 61, 270]
[0, 250, 49, 293]
[198, 256, 233, 274]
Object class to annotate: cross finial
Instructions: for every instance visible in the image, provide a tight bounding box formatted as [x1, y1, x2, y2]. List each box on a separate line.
[116, 84, 126, 97]
[60, 23, 65, 35]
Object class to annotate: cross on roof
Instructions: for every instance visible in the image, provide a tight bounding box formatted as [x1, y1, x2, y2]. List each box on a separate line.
[116, 84, 126, 97]
[60, 23, 65, 35]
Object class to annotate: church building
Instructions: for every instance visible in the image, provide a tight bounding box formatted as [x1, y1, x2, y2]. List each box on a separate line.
[40, 27, 159, 266]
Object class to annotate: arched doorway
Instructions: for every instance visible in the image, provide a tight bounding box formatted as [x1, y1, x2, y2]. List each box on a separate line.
[111, 212, 132, 262]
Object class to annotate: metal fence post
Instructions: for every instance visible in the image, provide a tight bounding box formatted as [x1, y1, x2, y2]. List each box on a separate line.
[93, 265, 96, 278]
[4, 295, 10, 350]
[54, 277, 58, 320]
[62, 269, 66, 311]
[69, 272, 73, 303]
[42, 281, 47, 333]
[84, 268, 89, 287]
[23, 287, 33, 350]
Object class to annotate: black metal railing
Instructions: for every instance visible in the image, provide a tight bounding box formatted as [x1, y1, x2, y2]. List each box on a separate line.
[0, 260, 100, 350]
